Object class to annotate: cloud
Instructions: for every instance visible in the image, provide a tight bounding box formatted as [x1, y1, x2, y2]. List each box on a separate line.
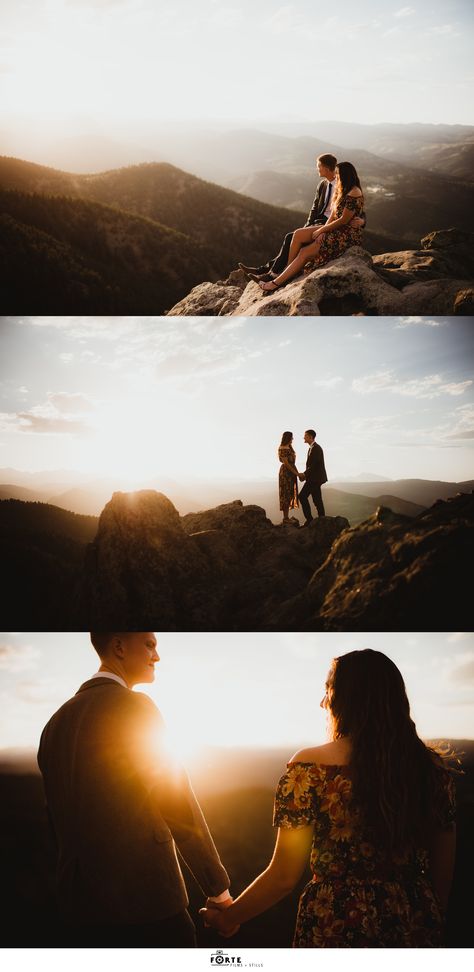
[395, 316, 442, 328]
[429, 24, 459, 37]
[394, 7, 416, 18]
[313, 376, 343, 389]
[443, 404, 474, 440]
[448, 654, 474, 685]
[352, 371, 472, 399]
[1, 391, 96, 436]
[0, 643, 39, 672]
[48, 392, 95, 414]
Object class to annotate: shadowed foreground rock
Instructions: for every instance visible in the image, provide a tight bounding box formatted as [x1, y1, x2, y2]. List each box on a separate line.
[78, 492, 348, 629]
[77, 489, 473, 630]
[270, 491, 474, 631]
[167, 228, 474, 317]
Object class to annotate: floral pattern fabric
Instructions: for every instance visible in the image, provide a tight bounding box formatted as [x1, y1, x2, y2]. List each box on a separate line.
[278, 445, 299, 511]
[273, 761, 455, 948]
[304, 194, 364, 272]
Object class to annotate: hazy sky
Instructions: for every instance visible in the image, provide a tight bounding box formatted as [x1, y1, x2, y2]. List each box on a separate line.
[0, 632, 472, 759]
[1, 315, 473, 484]
[1, 0, 472, 144]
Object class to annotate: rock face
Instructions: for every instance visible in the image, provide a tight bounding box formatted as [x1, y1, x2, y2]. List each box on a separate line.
[77, 489, 472, 631]
[167, 228, 474, 317]
[271, 491, 474, 631]
[78, 492, 348, 629]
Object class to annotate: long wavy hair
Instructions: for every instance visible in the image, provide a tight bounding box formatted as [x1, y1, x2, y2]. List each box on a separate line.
[332, 161, 362, 211]
[280, 431, 293, 446]
[326, 649, 452, 851]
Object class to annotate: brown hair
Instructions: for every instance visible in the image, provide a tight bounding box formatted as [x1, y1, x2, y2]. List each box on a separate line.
[90, 632, 126, 657]
[332, 161, 362, 211]
[318, 153, 337, 170]
[280, 431, 293, 446]
[326, 649, 453, 851]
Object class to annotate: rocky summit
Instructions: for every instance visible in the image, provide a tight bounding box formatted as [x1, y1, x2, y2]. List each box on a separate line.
[76, 489, 473, 631]
[167, 228, 474, 317]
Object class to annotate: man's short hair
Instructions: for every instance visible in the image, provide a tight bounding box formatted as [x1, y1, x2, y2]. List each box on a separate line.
[317, 153, 337, 170]
[305, 429, 316, 439]
[90, 632, 125, 657]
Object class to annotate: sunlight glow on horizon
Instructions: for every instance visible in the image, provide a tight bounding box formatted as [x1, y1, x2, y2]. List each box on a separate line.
[1, 316, 473, 486]
[1, 0, 473, 159]
[1, 634, 473, 764]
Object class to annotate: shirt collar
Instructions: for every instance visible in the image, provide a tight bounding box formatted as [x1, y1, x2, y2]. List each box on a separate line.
[91, 671, 128, 689]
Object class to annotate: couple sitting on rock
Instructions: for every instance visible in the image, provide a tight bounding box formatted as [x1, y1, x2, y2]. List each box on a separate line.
[239, 153, 365, 293]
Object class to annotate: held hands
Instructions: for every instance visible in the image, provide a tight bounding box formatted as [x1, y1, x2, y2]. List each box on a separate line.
[350, 216, 364, 228]
[200, 899, 240, 938]
[312, 227, 323, 240]
[298, 472, 306, 482]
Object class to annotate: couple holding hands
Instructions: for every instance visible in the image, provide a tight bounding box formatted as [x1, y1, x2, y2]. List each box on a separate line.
[38, 634, 455, 949]
[279, 428, 327, 525]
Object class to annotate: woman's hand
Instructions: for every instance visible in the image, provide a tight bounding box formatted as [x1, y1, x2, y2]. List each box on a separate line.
[312, 227, 324, 240]
[200, 903, 240, 937]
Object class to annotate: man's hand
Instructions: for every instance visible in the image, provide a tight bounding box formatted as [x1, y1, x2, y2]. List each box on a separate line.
[200, 901, 240, 938]
[350, 216, 364, 228]
[298, 472, 306, 481]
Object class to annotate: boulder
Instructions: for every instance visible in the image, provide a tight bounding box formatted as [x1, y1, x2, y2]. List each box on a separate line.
[167, 229, 474, 317]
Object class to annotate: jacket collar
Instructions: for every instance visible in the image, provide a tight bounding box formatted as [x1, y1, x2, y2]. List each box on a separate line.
[76, 677, 129, 695]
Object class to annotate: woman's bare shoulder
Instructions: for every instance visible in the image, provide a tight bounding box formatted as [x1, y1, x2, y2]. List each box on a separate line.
[347, 187, 362, 197]
[289, 738, 351, 765]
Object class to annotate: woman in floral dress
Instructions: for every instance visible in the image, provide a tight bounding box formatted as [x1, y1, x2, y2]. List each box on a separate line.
[278, 431, 300, 524]
[259, 162, 364, 293]
[201, 650, 456, 947]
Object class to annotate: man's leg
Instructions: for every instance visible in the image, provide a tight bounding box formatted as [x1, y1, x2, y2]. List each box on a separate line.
[270, 232, 294, 275]
[299, 482, 313, 522]
[310, 485, 325, 517]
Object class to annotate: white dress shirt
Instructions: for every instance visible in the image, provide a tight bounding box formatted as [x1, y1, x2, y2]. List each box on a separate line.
[323, 178, 336, 219]
[92, 671, 128, 689]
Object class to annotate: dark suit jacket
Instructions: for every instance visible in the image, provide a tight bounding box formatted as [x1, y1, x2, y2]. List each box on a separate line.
[305, 441, 328, 486]
[305, 179, 331, 226]
[37, 677, 229, 925]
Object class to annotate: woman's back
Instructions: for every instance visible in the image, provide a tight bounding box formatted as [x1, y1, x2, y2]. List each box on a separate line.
[274, 745, 455, 947]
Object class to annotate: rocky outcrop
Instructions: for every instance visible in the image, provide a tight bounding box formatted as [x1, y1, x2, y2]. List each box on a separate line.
[78, 492, 348, 629]
[270, 491, 474, 631]
[77, 489, 472, 631]
[167, 228, 474, 317]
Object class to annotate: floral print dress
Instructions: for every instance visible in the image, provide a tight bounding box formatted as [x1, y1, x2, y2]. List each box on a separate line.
[278, 445, 299, 511]
[273, 761, 455, 948]
[305, 194, 364, 271]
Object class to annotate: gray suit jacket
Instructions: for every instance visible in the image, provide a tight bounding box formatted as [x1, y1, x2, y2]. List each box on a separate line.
[37, 677, 229, 925]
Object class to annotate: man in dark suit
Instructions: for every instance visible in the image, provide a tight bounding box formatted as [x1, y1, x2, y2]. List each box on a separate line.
[239, 153, 363, 280]
[37, 632, 231, 946]
[298, 429, 328, 525]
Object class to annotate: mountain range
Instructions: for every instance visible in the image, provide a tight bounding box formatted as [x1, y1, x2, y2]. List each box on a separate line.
[2, 123, 473, 313]
[1, 469, 471, 521]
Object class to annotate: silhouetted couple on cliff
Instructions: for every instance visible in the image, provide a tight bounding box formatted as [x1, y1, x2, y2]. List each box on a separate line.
[239, 154, 365, 292]
[278, 428, 327, 526]
[38, 635, 455, 948]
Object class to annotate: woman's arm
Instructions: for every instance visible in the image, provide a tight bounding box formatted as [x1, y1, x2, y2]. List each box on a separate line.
[313, 190, 362, 236]
[201, 824, 314, 935]
[429, 824, 456, 913]
[281, 457, 299, 476]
